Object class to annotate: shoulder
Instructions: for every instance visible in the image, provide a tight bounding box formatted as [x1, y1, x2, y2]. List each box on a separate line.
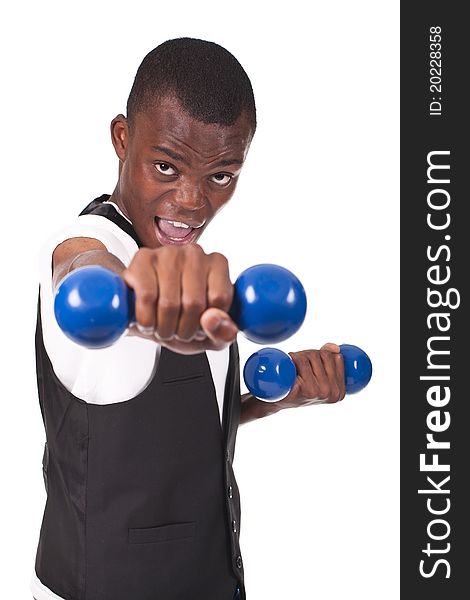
[39, 212, 138, 273]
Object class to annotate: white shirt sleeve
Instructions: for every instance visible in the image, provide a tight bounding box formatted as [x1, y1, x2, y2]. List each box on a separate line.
[37, 213, 161, 405]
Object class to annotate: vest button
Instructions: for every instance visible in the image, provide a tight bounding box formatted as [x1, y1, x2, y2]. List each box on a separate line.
[228, 485, 233, 499]
[232, 520, 237, 533]
[236, 555, 243, 569]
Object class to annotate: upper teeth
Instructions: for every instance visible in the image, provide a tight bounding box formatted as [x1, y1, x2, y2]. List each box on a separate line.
[166, 220, 190, 229]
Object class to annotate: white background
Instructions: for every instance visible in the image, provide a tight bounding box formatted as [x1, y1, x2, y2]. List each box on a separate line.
[1, 1, 399, 598]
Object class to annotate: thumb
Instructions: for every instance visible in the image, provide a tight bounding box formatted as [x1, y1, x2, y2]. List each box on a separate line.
[200, 308, 238, 345]
[320, 342, 341, 353]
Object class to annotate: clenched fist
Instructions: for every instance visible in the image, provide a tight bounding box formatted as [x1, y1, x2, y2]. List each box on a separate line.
[122, 244, 239, 354]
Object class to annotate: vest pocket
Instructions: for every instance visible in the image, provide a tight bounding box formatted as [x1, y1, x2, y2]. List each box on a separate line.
[42, 442, 49, 494]
[128, 521, 196, 544]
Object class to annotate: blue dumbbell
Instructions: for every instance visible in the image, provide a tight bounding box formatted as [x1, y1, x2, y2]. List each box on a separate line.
[243, 344, 372, 402]
[54, 264, 307, 348]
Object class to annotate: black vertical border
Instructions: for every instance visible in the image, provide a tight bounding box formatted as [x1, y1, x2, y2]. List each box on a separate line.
[401, 4, 468, 598]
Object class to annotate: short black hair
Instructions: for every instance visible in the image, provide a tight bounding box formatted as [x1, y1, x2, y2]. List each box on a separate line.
[126, 37, 256, 135]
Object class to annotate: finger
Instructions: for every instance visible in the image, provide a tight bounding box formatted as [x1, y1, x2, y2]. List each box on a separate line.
[121, 249, 159, 332]
[177, 253, 208, 341]
[319, 349, 342, 403]
[155, 258, 182, 340]
[200, 307, 238, 347]
[290, 351, 319, 400]
[207, 253, 233, 312]
[307, 351, 330, 400]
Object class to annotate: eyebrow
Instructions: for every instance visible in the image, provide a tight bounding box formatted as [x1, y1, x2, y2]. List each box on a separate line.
[151, 145, 244, 168]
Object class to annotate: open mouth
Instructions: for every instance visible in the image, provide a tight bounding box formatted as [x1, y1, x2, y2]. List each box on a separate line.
[154, 217, 203, 245]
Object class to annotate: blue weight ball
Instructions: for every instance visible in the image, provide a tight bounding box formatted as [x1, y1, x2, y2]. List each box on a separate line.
[54, 266, 134, 349]
[243, 347, 297, 402]
[230, 264, 307, 344]
[339, 344, 373, 394]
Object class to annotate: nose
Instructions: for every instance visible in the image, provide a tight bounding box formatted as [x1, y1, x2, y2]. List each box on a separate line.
[175, 181, 205, 211]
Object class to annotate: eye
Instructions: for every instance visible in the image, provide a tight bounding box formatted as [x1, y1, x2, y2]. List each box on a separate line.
[155, 162, 177, 176]
[210, 173, 233, 186]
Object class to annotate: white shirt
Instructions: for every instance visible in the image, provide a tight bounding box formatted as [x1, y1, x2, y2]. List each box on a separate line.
[31, 200, 230, 600]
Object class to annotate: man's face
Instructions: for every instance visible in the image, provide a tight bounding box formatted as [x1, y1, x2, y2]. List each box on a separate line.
[111, 95, 253, 248]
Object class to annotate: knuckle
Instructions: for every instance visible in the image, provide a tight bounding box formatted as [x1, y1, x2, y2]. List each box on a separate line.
[136, 247, 155, 262]
[306, 350, 320, 365]
[138, 288, 157, 304]
[182, 297, 206, 316]
[186, 243, 205, 257]
[304, 349, 318, 356]
[156, 244, 177, 262]
[158, 297, 180, 315]
[210, 252, 229, 267]
[208, 287, 233, 309]
[126, 248, 156, 276]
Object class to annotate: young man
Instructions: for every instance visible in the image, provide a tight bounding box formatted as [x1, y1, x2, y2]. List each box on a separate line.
[32, 38, 345, 600]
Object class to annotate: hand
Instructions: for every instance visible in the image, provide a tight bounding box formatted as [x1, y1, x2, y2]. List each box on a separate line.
[121, 244, 238, 354]
[278, 343, 346, 408]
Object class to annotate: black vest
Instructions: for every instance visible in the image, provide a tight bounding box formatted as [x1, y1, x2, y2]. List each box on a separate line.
[34, 195, 245, 600]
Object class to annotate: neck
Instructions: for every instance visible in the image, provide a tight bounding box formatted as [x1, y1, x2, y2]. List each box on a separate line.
[109, 185, 132, 222]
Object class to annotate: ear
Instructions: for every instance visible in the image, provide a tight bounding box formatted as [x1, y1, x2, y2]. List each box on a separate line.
[110, 114, 129, 161]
